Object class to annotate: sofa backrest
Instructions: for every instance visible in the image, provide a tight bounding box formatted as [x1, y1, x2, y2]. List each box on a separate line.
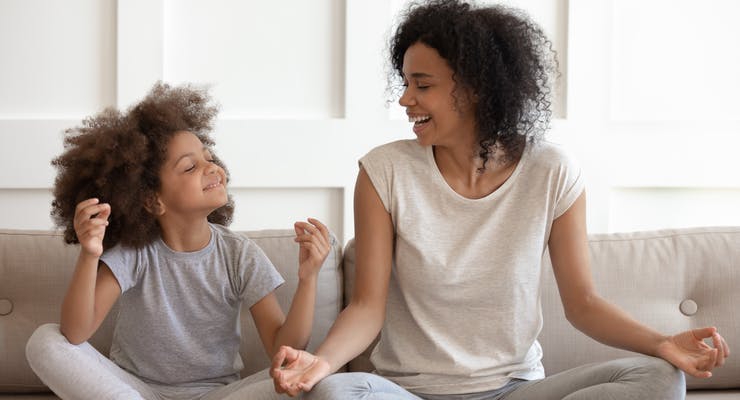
[539, 227, 739, 390]
[343, 227, 740, 390]
[0, 229, 342, 394]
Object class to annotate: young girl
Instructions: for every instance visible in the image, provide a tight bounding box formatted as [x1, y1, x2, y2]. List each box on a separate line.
[26, 82, 331, 400]
[271, 1, 729, 399]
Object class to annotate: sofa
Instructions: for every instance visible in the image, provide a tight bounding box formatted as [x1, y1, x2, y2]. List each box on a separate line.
[1, 226, 738, 399]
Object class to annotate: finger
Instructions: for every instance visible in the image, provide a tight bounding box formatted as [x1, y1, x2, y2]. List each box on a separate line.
[708, 348, 719, 370]
[692, 326, 717, 341]
[271, 369, 286, 394]
[697, 348, 718, 372]
[75, 203, 110, 225]
[296, 220, 330, 248]
[687, 367, 712, 379]
[97, 203, 111, 221]
[75, 198, 100, 214]
[271, 346, 292, 370]
[307, 217, 330, 239]
[307, 217, 331, 244]
[298, 241, 323, 262]
[296, 367, 323, 392]
[76, 222, 107, 241]
[294, 232, 328, 253]
[711, 333, 725, 365]
[722, 335, 730, 357]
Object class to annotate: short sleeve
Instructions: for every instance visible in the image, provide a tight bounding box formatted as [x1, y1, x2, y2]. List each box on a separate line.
[359, 146, 392, 213]
[552, 148, 585, 219]
[100, 244, 140, 292]
[238, 239, 285, 308]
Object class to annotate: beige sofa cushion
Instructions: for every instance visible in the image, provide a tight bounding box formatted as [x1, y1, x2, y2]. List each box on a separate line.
[540, 227, 740, 390]
[0, 229, 342, 394]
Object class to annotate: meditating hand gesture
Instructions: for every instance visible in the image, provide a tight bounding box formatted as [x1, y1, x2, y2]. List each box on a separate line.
[294, 218, 331, 279]
[658, 327, 730, 378]
[271, 346, 331, 397]
[73, 198, 111, 258]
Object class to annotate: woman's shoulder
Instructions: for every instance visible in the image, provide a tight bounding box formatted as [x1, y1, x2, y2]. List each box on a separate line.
[525, 140, 580, 170]
[362, 139, 425, 164]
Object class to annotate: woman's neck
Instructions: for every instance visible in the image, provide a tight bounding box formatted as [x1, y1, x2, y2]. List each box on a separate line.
[433, 143, 517, 199]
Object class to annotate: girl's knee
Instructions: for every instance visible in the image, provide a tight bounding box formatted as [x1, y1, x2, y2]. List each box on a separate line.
[26, 323, 66, 364]
[26, 324, 81, 369]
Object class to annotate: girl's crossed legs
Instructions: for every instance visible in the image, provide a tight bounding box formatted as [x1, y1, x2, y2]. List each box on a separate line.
[26, 323, 286, 400]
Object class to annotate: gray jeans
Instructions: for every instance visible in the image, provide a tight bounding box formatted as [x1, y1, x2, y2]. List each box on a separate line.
[25, 323, 288, 400]
[306, 357, 685, 400]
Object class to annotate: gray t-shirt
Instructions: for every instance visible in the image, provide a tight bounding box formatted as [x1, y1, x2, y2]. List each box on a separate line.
[100, 223, 284, 385]
[360, 139, 584, 395]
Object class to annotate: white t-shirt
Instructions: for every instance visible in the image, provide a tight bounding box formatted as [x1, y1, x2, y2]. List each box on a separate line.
[359, 139, 584, 395]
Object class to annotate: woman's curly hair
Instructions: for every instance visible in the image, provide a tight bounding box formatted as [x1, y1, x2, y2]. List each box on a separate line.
[389, 0, 557, 168]
[51, 82, 234, 250]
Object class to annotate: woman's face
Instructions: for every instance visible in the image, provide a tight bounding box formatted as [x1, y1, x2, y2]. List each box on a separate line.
[399, 42, 477, 148]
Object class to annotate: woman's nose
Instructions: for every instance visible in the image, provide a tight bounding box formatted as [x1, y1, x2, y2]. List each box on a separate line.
[399, 87, 415, 107]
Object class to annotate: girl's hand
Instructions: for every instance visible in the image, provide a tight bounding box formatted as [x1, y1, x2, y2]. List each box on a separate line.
[294, 218, 330, 280]
[271, 345, 331, 396]
[73, 198, 111, 258]
[657, 327, 730, 378]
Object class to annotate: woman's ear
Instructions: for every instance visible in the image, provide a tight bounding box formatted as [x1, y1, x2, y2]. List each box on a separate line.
[144, 194, 165, 216]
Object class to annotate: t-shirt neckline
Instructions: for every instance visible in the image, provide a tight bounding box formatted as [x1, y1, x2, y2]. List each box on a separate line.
[425, 143, 529, 202]
[155, 224, 215, 260]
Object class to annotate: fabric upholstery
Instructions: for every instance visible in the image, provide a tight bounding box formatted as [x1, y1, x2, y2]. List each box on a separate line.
[0, 229, 342, 396]
[2, 227, 738, 398]
[539, 227, 740, 390]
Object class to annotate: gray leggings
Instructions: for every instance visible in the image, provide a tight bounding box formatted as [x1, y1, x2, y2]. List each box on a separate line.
[25, 323, 288, 400]
[306, 357, 685, 400]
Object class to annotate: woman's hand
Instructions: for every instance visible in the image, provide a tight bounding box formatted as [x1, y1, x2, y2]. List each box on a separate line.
[271, 345, 331, 396]
[73, 198, 111, 257]
[294, 218, 331, 280]
[657, 327, 730, 378]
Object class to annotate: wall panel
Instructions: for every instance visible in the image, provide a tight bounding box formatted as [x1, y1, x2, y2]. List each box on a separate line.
[0, 0, 116, 118]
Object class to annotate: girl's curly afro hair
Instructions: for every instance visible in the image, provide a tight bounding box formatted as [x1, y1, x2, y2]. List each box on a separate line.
[51, 82, 234, 250]
[389, 0, 557, 167]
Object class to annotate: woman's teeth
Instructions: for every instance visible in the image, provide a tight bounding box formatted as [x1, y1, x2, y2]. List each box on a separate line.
[409, 115, 431, 125]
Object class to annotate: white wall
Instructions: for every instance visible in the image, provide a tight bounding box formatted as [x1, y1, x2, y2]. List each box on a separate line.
[1, 0, 739, 246]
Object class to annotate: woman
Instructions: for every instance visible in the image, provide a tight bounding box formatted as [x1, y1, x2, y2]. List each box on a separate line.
[271, 1, 729, 398]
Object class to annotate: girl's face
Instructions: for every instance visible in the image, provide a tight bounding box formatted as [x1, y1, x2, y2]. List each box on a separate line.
[155, 131, 228, 220]
[399, 42, 477, 148]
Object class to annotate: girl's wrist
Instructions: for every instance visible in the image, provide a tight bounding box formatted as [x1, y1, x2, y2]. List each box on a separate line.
[78, 250, 101, 264]
[297, 273, 319, 285]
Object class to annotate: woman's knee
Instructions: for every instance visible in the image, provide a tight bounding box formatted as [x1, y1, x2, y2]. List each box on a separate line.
[306, 372, 380, 400]
[640, 356, 684, 386]
[622, 356, 685, 398]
